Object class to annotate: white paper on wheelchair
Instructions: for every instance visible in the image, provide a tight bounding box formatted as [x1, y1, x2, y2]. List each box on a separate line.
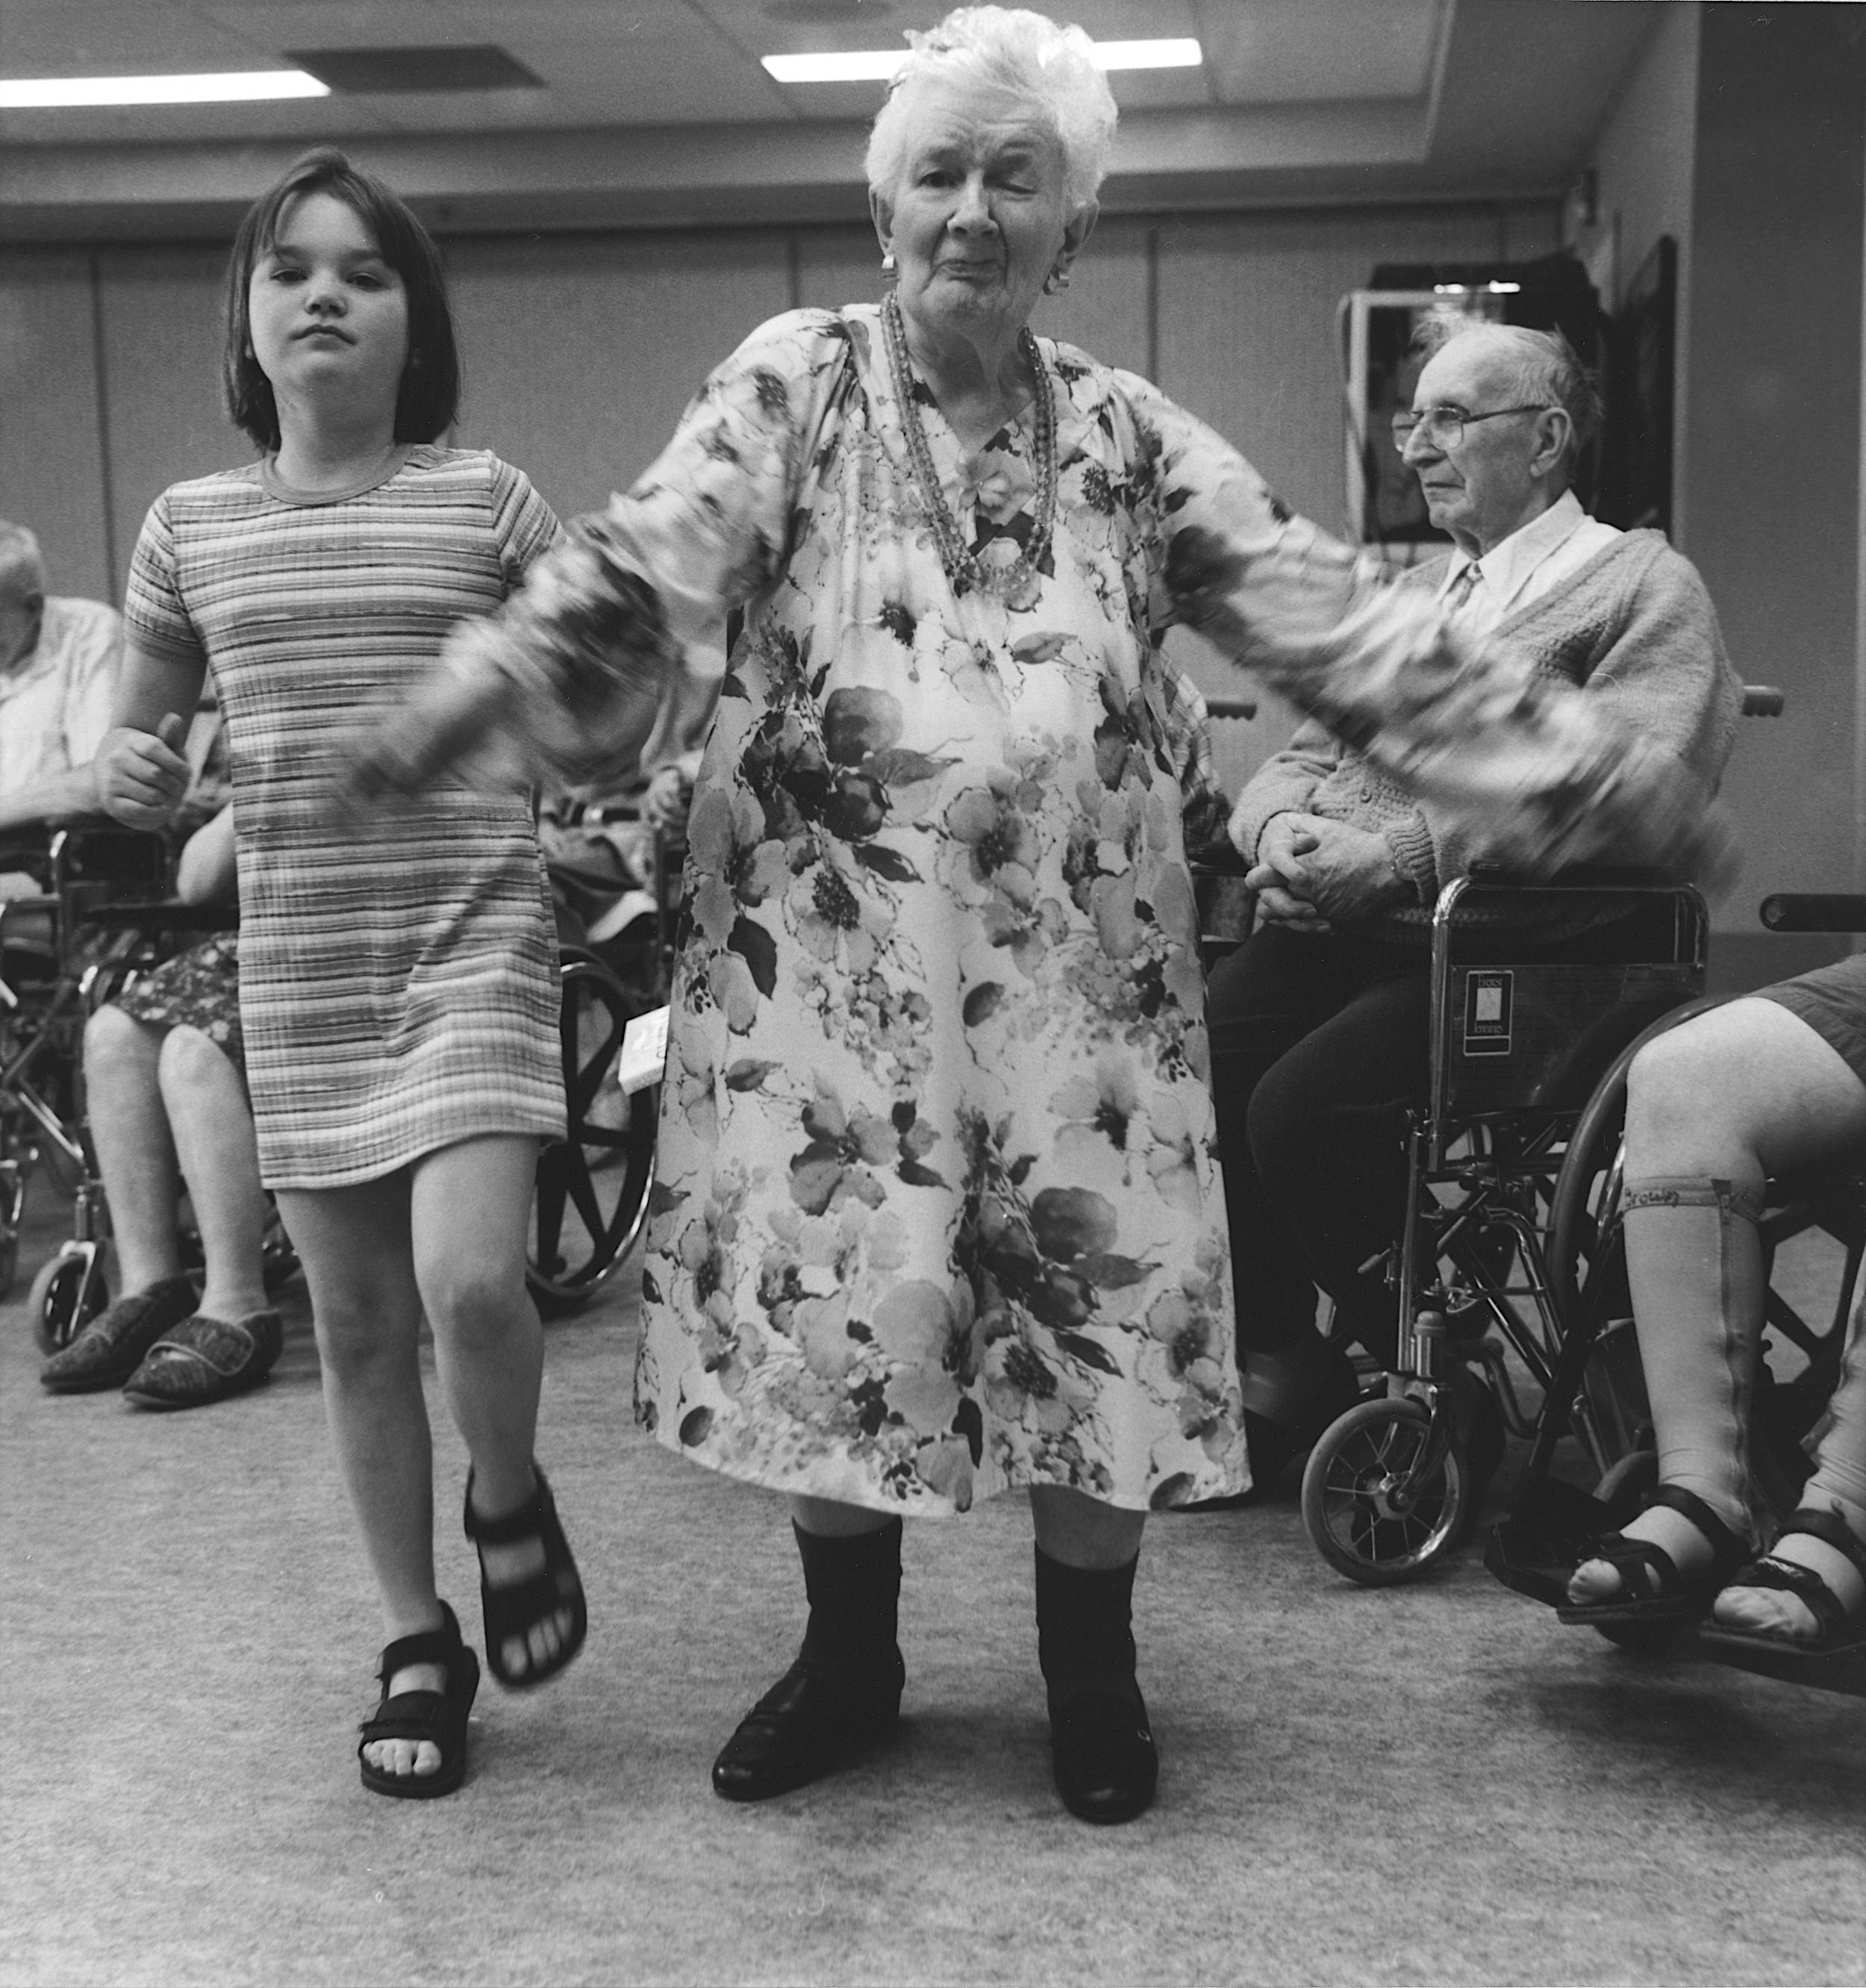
[617, 1003, 670, 1094]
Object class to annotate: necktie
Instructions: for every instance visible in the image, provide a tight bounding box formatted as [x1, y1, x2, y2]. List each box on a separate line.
[1444, 561, 1482, 614]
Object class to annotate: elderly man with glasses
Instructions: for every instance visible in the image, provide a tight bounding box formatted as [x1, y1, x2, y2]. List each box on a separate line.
[1201, 319, 1742, 1499]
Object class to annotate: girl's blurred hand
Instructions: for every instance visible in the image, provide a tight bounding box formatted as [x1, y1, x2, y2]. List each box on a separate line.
[93, 712, 190, 828]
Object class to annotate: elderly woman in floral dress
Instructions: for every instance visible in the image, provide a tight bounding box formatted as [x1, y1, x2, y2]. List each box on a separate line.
[353, 5, 1722, 1823]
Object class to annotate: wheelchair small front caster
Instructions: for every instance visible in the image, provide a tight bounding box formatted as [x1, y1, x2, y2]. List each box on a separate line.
[1301, 1395, 1473, 1585]
[27, 1250, 108, 1356]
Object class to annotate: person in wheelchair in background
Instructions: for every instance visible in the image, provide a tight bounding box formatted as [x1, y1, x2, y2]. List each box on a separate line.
[39, 798, 282, 1408]
[0, 519, 122, 891]
[537, 639, 722, 987]
[1205, 319, 1744, 1497]
[1559, 983, 1866, 1658]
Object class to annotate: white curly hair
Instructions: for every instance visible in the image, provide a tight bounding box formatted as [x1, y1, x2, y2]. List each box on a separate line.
[864, 7, 1117, 214]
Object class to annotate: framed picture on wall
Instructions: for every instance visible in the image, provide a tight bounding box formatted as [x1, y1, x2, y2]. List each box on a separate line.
[1606, 234, 1676, 534]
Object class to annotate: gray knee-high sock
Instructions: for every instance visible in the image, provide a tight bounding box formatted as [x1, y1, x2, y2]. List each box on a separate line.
[1620, 1176, 1766, 1539]
[1805, 1312, 1866, 1522]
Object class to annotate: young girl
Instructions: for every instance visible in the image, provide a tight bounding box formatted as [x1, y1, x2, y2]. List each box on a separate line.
[94, 149, 586, 1798]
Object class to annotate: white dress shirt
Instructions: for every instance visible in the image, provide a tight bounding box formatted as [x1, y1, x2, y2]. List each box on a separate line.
[1435, 490, 1622, 644]
[0, 596, 122, 803]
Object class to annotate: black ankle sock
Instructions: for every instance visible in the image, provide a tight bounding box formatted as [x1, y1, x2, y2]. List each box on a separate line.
[794, 1518, 902, 1681]
[1034, 1546, 1140, 1712]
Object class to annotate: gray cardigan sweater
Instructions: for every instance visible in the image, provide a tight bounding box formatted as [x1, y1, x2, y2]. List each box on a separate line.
[1227, 528, 1742, 938]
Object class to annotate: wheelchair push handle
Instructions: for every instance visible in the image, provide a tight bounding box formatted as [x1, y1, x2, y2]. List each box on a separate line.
[1759, 894, 1866, 933]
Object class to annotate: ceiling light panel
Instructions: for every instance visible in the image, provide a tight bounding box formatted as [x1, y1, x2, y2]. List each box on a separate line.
[0, 70, 326, 107]
[762, 37, 1198, 84]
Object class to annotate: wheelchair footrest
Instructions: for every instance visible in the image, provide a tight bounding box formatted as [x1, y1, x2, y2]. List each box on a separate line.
[1697, 1630, 1866, 1699]
[1483, 1476, 1612, 1608]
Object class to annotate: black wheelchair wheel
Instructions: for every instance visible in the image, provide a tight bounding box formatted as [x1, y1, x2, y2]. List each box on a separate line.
[27, 1250, 108, 1356]
[528, 955, 658, 1312]
[1302, 1396, 1473, 1585]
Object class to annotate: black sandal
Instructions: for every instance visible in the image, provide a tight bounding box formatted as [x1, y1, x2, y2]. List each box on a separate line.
[1556, 1484, 1752, 1627]
[463, 1462, 587, 1689]
[357, 1601, 479, 1800]
[1699, 1507, 1866, 1658]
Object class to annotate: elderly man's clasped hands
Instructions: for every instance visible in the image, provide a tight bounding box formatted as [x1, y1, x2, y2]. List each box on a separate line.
[1243, 809, 1412, 932]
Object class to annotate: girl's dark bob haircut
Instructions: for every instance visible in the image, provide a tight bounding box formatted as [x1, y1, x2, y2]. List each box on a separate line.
[223, 146, 461, 449]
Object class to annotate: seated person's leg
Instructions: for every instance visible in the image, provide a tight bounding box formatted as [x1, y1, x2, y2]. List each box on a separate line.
[1570, 991, 1866, 1609]
[1207, 926, 1426, 1474]
[1711, 1336, 1866, 1645]
[1244, 965, 1432, 1375]
[40, 1005, 198, 1389]
[88, 1004, 184, 1291]
[122, 1021, 279, 1407]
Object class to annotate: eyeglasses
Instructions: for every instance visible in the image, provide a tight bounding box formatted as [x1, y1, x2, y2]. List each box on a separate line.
[1391, 404, 1553, 447]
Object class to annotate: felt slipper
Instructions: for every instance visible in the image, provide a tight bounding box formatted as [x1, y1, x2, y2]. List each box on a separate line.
[40, 1276, 199, 1392]
[122, 1309, 282, 1409]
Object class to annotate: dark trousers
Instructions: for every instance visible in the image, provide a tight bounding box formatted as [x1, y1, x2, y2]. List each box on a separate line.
[1205, 925, 1432, 1369]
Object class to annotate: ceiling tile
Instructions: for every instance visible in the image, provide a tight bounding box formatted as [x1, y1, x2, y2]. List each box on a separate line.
[1199, 0, 1446, 105]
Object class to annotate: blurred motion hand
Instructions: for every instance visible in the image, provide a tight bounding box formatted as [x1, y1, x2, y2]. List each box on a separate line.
[640, 764, 694, 835]
[93, 712, 189, 829]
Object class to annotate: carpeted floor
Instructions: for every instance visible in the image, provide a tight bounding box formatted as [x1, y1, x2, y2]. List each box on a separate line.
[4, 1188, 1865, 1988]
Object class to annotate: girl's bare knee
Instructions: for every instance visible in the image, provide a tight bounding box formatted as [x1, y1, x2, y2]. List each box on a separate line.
[422, 1265, 530, 1350]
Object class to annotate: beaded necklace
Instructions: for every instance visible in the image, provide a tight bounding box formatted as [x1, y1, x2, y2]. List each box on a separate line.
[881, 291, 1057, 601]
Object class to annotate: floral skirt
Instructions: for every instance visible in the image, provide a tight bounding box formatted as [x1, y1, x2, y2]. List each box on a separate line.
[112, 932, 244, 1081]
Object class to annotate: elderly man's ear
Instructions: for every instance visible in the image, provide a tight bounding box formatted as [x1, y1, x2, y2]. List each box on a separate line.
[1530, 408, 1574, 484]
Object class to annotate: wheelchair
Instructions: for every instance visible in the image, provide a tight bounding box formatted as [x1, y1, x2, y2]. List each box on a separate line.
[1296, 867, 1718, 1583]
[9, 801, 670, 1338]
[13, 829, 304, 1355]
[525, 801, 674, 1312]
[3, 825, 174, 1321]
[1485, 888, 1866, 1694]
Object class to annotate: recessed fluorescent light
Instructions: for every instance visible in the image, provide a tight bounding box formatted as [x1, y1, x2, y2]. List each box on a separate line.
[762, 37, 1200, 83]
[0, 69, 328, 108]
[1090, 40, 1202, 70]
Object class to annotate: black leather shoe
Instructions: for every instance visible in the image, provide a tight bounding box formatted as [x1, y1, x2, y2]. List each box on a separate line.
[711, 1653, 905, 1801]
[1049, 1689, 1158, 1825]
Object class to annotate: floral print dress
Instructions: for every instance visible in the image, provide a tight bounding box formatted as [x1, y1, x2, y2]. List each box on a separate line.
[439, 304, 1729, 1517]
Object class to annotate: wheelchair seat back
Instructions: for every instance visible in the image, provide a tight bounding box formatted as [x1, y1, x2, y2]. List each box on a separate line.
[1428, 874, 1709, 1139]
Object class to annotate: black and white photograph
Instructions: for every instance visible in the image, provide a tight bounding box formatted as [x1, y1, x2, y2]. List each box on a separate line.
[2, 4, 1864, 1983]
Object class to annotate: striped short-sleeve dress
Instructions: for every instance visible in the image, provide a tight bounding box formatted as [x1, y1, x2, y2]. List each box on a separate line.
[124, 446, 567, 1190]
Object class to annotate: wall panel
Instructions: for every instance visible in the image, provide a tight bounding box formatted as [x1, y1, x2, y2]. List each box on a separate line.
[94, 244, 238, 592]
[0, 248, 111, 602]
[447, 229, 791, 522]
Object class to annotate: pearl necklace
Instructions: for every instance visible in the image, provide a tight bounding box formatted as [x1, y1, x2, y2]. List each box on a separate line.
[880, 292, 1058, 602]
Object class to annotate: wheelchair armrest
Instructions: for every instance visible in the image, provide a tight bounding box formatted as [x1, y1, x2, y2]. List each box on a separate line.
[84, 900, 237, 935]
[1461, 862, 1679, 892]
[1759, 894, 1866, 933]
